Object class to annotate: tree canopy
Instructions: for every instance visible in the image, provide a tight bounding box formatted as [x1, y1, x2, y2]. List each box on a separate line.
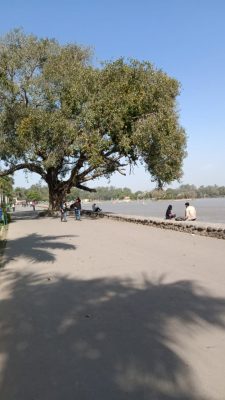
[0, 29, 187, 209]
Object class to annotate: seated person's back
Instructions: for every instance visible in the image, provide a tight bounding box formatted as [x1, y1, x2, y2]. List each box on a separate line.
[185, 203, 196, 220]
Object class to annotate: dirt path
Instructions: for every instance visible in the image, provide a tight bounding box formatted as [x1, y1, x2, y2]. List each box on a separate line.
[0, 208, 225, 399]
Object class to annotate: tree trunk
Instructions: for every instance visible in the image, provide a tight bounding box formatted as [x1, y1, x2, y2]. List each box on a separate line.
[46, 169, 69, 211]
[48, 185, 65, 211]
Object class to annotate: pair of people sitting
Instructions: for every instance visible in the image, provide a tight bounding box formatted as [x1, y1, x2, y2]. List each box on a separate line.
[165, 202, 197, 221]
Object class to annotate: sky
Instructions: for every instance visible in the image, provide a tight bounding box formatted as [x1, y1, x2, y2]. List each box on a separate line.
[1, 0, 225, 191]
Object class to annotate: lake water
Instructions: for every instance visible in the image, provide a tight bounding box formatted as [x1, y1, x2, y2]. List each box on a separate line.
[83, 198, 225, 224]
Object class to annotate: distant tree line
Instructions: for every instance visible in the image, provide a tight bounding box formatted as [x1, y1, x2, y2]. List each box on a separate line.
[12, 183, 225, 203]
[13, 184, 49, 202]
[149, 184, 225, 200]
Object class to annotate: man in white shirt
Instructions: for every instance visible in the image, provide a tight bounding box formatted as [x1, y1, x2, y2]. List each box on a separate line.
[185, 202, 197, 221]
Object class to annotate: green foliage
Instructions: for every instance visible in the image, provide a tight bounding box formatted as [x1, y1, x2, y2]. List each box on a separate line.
[13, 184, 49, 201]
[0, 175, 14, 200]
[149, 184, 225, 200]
[13, 187, 28, 200]
[12, 183, 225, 202]
[26, 189, 42, 202]
[0, 29, 187, 209]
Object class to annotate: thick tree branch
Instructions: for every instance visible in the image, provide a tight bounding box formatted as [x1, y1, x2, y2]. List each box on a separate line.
[21, 87, 29, 107]
[76, 183, 96, 192]
[76, 154, 126, 183]
[0, 162, 46, 180]
[65, 154, 87, 187]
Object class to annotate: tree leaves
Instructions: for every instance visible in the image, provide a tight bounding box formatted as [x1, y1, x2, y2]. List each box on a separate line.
[0, 29, 187, 207]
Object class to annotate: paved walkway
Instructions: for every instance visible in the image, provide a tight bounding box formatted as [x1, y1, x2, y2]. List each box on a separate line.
[0, 208, 225, 400]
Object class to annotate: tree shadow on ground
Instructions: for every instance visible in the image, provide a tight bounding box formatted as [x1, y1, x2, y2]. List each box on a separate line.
[1, 233, 77, 266]
[12, 209, 40, 221]
[0, 272, 224, 400]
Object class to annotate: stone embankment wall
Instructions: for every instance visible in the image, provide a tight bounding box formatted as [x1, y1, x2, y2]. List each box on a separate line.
[82, 210, 225, 240]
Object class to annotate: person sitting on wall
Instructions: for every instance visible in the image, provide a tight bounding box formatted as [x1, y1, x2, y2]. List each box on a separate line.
[92, 203, 102, 212]
[185, 202, 197, 221]
[165, 204, 176, 219]
[175, 202, 197, 221]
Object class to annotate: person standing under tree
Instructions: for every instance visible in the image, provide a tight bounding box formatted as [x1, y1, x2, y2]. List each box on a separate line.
[60, 202, 68, 222]
[74, 197, 81, 220]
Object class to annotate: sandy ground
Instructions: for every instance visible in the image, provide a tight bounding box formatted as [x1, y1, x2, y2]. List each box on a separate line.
[0, 207, 225, 400]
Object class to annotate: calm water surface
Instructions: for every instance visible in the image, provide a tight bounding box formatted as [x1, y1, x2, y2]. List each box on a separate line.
[83, 198, 225, 224]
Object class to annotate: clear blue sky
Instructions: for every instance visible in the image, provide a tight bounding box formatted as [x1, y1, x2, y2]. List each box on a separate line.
[1, 0, 225, 191]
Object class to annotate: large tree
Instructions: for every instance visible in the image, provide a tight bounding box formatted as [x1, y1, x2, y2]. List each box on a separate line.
[0, 29, 186, 210]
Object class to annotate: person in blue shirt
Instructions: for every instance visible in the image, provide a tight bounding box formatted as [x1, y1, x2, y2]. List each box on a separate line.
[74, 197, 81, 220]
[60, 202, 67, 222]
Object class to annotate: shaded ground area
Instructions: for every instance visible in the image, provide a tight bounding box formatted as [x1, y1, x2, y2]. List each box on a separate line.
[10, 208, 40, 221]
[0, 209, 225, 399]
[0, 227, 7, 267]
[1, 271, 225, 400]
[1, 233, 77, 266]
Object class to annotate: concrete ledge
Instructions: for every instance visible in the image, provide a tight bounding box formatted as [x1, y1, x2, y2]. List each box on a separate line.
[38, 209, 104, 218]
[38, 209, 225, 240]
[82, 210, 225, 240]
[81, 209, 104, 218]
